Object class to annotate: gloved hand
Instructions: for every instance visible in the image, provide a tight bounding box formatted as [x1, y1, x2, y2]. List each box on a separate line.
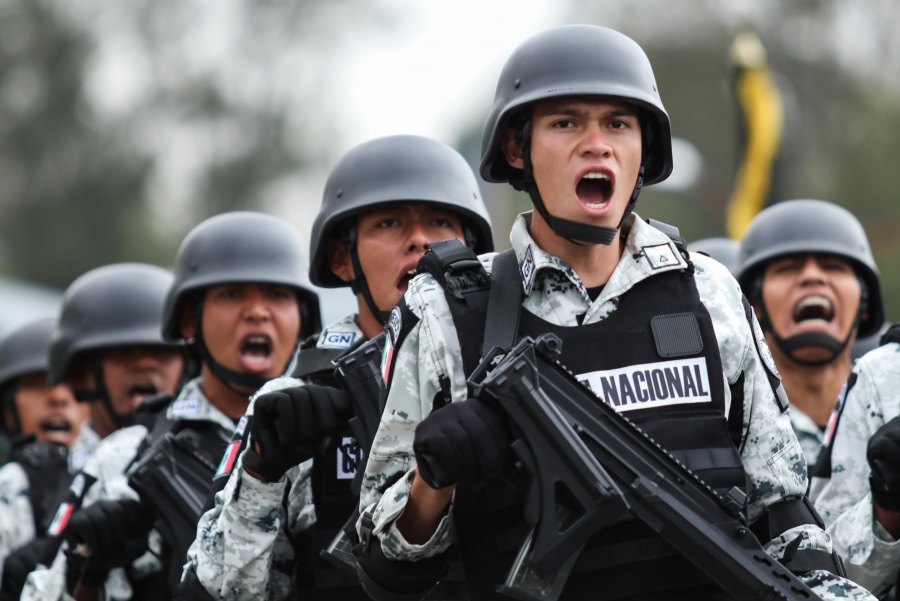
[63, 499, 155, 589]
[242, 384, 352, 482]
[867, 415, 900, 511]
[413, 399, 512, 489]
[1, 537, 46, 600]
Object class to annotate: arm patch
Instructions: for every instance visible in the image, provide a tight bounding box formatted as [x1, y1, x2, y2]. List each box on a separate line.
[742, 295, 789, 413]
[381, 298, 419, 389]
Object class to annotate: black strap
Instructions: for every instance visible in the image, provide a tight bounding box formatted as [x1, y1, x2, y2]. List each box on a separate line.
[482, 249, 523, 355]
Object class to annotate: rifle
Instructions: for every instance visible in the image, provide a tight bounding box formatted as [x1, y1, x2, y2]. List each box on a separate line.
[127, 425, 227, 591]
[468, 333, 819, 601]
[320, 333, 386, 575]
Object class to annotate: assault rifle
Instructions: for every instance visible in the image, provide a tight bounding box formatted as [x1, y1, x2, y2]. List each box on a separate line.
[127, 425, 227, 590]
[321, 333, 386, 575]
[468, 333, 819, 601]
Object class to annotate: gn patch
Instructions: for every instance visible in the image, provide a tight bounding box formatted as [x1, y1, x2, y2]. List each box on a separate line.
[317, 328, 360, 350]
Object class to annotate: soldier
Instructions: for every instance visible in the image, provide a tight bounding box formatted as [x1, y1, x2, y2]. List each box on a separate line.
[182, 135, 493, 600]
[736, 199, 883, 467]
[354, 25, 874, 601]
[22, 212, 321, 601]
[11, 263, 185, 600]
[0, 317, 88, 584]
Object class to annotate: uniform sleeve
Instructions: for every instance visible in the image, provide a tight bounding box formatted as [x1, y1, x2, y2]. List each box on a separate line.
[695, 258, 875, 600]
[813, 345, 900, 597]
[183, 377, 316, 601]
[357, 276, 469, 562]
[0, 462, 36, 580]
[185, 456, 314, 601]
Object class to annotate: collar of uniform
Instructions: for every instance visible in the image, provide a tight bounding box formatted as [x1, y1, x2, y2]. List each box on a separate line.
[316, 313, 364, 349]
[165, 377, 235, 432]
[510, 212, 586, 298]
[593, 214, 687, 302]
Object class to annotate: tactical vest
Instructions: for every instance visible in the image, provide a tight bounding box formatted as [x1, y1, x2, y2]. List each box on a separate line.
[289, 335, 373, 599]
[423, 237, 747, 600]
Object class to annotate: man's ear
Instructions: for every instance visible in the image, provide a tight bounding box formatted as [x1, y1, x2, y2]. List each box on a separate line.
[502, 127, 525, 170]
[328, 238, 355, 284]
[180, 304, 198, 340]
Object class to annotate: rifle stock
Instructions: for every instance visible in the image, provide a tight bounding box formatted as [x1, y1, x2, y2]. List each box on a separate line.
[469, 334, 819, 601]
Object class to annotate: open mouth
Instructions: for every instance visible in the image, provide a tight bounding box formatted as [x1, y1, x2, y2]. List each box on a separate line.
[576, 172, 613, 209]
[40, 415, 73, 434]
[239, 334, 273, 370]
[127, 381, 161, 405]
[792, 295, 835, 324]
[397, 268, 417, 294]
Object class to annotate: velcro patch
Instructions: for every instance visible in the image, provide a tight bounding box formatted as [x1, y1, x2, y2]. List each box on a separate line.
[317, 328, 360, 350]
[336, 436, 364, 480]
[170, 398, 202, 418]
[643, 243, 680, 270]
[577, 357, 712, 412]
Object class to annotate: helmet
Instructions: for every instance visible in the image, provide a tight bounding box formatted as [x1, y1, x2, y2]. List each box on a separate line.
[480, 24, 672, 187]
[0, 317, 56, 389]
[49, 263, 176, 385]
[736, 199, 882, 337]
[162, 211, 321, 341]
[309, 135, 493, 288]
[688, 237, 739, 276]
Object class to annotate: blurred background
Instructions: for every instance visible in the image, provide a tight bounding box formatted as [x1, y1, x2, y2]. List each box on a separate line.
[1, 0, 899, 329]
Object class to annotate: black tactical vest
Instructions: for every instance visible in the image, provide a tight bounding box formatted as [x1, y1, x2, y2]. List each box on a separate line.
[451, 263, 747, 600]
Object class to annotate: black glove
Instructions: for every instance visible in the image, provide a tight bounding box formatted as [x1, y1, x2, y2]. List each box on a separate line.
[413, 399, 512, 489]
[242, 384, 352, 482]
[868, 415, 900, 512]
[1, 538, 47, 600]
[63, 499, 155, 588]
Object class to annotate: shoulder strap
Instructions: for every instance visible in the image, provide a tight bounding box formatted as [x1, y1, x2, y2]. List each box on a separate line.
[482, 249, 523, 354]
[646, 218, 689, 256]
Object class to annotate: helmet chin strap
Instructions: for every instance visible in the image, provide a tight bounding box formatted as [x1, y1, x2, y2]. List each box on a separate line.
[73, 356, 136, 430]
[343, 227, 391, 326]
[514, 120, 645, 246]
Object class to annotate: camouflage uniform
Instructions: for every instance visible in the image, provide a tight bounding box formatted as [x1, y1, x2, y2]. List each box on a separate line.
[812, 342, 900, 598]
[792, 406, 826, 468]
[21, 378, 234, 601]
[0, 424, 100, 579]
[359, 213, 875, 601]
[184, 313, 369, 601]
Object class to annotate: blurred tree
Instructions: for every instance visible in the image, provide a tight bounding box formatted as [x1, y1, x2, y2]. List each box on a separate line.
[0, 0, 393, 289]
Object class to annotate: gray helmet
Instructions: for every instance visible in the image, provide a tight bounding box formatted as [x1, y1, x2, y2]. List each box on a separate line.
[0, 317, 56, 389]
[736, 199, 883, 338]
[162, 211, 321, 341]
[49, 263, 176, 385]
[309, 135, 493, 288]
[480, 24, 673, 187]
[688, 237, 739, 276]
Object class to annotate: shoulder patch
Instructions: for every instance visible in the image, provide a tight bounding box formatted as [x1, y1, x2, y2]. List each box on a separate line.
[750, 310, 780, 380]
[643, 243, 680, 269]
[520, 246, 536, 291]
[381, 297, 419, 386]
